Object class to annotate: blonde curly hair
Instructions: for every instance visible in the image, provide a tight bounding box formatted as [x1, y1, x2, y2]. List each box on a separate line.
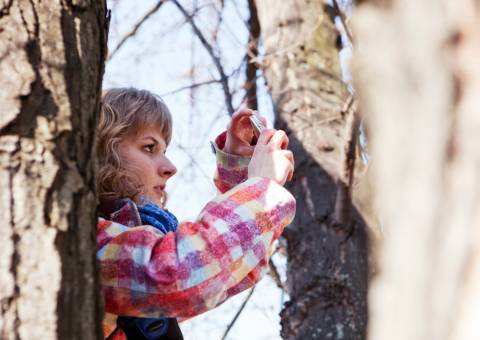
[97, 87, 172, 205]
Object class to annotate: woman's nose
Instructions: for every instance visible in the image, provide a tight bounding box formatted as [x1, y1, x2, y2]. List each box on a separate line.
[158, 157, 177, 178]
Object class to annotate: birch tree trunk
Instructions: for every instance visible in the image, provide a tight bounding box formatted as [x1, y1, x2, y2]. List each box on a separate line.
[0, 1, 107, 339]
[256, 1, 370, 339]
[353, 1, 480, 340]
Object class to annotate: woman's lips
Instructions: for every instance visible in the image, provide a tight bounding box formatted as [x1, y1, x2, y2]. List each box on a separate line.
[153, 186, 165, 196]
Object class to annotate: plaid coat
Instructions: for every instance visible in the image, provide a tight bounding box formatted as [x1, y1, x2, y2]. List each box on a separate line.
[98, 132, 296, 336]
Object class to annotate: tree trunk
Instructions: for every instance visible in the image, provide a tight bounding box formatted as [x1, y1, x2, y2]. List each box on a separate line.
[353, 1, 480, 340]
[256, 1, 370, 339]
[0, 1, 107, 339]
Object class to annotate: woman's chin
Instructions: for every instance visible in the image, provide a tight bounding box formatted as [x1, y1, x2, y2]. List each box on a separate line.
[147, 193, 164, 207]
[136, 193, 162, 207]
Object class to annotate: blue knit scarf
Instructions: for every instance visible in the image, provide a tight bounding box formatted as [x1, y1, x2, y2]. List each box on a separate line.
[137, 202, 179, 234]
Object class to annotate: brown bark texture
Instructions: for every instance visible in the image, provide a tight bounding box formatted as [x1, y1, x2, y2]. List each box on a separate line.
[256, 1, 370, 339]
[245, 0, 260, 111]
[353, 1, 480, 340]
[0, 0, 106, 339]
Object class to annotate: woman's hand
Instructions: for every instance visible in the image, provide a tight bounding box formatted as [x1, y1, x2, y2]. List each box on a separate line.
[248, 129, 294, 186]
[224, 109, 268, 156]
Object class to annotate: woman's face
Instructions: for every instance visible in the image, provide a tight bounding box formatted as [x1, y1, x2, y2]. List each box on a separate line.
[118, 126, 177, 207]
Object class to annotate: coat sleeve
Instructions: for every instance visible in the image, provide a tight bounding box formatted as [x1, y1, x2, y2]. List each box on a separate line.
[212, 131, 252, 193]
[97, 176, 296, 319]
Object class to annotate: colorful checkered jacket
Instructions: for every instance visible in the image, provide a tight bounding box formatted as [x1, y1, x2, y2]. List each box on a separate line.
[97, 132, 296, 330]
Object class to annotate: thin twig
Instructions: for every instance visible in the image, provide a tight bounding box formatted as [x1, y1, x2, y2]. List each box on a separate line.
[341, 93, 355, 114]
[175, 143, 212, 185]
[332, 0, 354, 44]
[171, 0, 235, 115]
[162, 55, 246, 98]
[296, 115, 344, 133]
[333, 94, 359, 227]
[108, 0, 167, 60]
[160, 79, 221, 97]
[220, 1, 250, 48]
[235, 72, 265, 111]
[269, 258, 285, 291]
[212, 0, 225, 46]
[344, 99, 359, 192]
[220, 287, 256, 340]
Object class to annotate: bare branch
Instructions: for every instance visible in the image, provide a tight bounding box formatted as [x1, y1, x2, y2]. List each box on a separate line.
[171, 0, 235, 115]
[235, 72, 265, 111]
[269, 258, 285, 291]
[211, 0, 225, 46]
[333, 94, 359, 227]
[160, 79, 221, 97]
[189, 21, 198, 110]
[332, 0, 354, 44]
[175, 142, 212, 185]
[220, 287, 256, 340]
[108, 0, 167, 61]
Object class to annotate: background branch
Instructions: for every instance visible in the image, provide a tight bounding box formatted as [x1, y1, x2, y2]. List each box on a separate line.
[333, 95, 359, 227]
[108, 0, 167, 60]
[220, 287, 256, 340]
[332, 0, 354, 44]
[171, 0, 235, 115]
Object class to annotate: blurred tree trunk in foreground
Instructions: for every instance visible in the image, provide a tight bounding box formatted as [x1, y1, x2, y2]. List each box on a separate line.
[353, 1, 480, 340]
[0, 1, 106, 339]
[256, 1, 370, 339]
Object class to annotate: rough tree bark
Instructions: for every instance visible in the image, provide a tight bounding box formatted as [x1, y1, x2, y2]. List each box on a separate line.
[255, 1, 370, 339]
[0, 1, 107, 339]
[245, 0, 260, 111]
[353, 1, 480, 340]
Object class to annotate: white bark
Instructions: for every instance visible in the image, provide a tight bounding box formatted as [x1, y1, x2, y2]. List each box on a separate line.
[353, 1, 480, 340]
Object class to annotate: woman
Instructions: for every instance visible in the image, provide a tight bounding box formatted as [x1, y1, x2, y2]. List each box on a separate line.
[96, 88, 296, 339]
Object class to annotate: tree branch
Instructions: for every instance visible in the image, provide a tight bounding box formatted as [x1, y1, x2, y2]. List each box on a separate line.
[332, 0, 354, 44]
[269, 258, 285, 291]
[220, 287, 256, 340]
[107, 0, 167, 61]
[333, 94, 359, 227]
[160, 79, 221, 97]
[174, 142, 212, 185]
[171, 0, 235, 115]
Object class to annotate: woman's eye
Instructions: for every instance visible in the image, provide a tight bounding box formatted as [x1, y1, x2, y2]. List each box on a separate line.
[143, 144, 156, 153]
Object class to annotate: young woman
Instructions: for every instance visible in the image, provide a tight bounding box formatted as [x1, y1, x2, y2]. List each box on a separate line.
[96, 88, 296, 340]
